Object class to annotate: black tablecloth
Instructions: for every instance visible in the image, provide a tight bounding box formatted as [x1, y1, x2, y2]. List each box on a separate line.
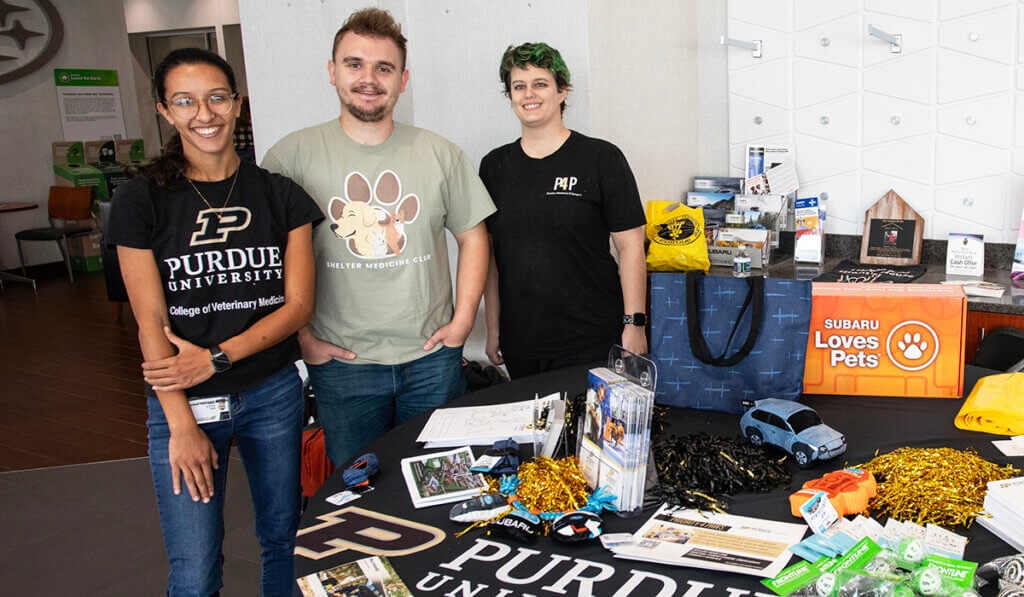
[294, 364, 1018, 596]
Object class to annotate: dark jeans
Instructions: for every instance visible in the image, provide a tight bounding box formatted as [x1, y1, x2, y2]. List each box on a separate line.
[306, 345, 467, 467]
[503, 339, 617, 379]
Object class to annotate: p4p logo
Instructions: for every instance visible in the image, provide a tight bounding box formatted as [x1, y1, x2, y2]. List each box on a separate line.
[885, 320, 939, 372]
[0, 0, 63, 85]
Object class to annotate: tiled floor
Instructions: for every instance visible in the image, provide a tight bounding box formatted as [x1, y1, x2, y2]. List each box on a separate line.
[0, 454, 262, 596]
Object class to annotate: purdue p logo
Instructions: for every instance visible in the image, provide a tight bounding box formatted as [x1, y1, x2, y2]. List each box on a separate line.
[295, 507, 445, 560]
[190, 207, 251, 246]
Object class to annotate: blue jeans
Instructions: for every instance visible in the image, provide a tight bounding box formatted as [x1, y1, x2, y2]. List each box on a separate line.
[306, 345, 466, 467]
[148, 365, 303, 597]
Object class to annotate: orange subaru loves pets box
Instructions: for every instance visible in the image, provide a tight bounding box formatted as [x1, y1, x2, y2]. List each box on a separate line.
[803, 283, 966, 397]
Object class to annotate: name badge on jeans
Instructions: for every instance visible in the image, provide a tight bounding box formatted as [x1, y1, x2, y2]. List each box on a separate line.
[189, 396, 231, 424]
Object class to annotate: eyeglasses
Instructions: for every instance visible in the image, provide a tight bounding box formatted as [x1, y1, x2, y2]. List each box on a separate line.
[164, 93, 237, 119]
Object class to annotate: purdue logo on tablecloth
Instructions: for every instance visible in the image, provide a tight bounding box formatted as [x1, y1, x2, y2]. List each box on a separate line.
[295, 506, 445, 560]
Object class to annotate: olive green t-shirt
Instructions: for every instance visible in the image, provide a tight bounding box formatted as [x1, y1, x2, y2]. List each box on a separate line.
[263, 120, 495, 365]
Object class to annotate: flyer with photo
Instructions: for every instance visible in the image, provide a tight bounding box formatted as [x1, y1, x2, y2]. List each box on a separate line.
[296, 555, 411, 597]
[400, 447, 488, 508]
[613, 504, 807, 578]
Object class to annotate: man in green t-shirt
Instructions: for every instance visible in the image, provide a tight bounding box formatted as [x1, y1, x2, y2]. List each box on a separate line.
[262, 8, 495, 467]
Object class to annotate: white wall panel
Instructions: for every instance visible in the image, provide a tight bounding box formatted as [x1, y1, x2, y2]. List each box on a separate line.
[862, 138, 933, 184]
[937, 51, 1011, 104]
[938, 8, 1015, 64]
[864, 0, 934, 23]
[934, 177, 1009, 228]
[795, 95, 860, 145]
[935, 137, 1008, 184]
[863, 52, 934, 105]
[940, 0, 1012, 22]
[862, 94, 932, 145]
[794, 59, 858, 108]
[937, 94, 1012, 147]
[727, 0, 1024, 240]
[728, 0, 790, 31]
[728, 59, 790, 109]
[794, 0, 857, 32]
[794, 15, 861, 68]
[794, 136, 858, 183]
[729, 95, 791, 143]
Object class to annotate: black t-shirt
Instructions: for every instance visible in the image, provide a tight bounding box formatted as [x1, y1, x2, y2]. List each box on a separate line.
[106, 160, 323, 396]
[479, 131, 645, 358]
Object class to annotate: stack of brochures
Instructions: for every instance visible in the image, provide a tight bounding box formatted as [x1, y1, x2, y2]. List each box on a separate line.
[577, 367, 654, 514]
[689, 174, 789, 268]
[977, 476, 1024, 551]
[400, 447, 489, 509]
[612, 504, 807, 578]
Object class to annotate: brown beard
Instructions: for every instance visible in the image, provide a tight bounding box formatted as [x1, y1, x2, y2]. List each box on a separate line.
[343, 101, 388, 123]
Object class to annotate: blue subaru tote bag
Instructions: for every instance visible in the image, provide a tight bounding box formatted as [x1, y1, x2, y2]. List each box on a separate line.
[650, 271, 812, 413]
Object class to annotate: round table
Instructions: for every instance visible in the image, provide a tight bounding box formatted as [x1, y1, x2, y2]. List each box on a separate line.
[0, 202, 39, 289]
[294, 364, 1016, 596]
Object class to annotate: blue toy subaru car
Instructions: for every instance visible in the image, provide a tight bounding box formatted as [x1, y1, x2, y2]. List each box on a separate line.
[740, 398, 846, 468]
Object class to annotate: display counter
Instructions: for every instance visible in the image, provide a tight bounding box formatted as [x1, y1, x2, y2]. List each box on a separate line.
[294, 364, 1017, 596]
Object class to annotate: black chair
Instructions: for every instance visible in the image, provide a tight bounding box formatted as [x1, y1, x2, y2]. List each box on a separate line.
[973, 327, 1024, 372]
[98, 200, 129, 322]
[15, 186, 93, 283]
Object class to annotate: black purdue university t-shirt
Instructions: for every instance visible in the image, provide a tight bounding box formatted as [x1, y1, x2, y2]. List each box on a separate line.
[107, 160, 323, 397]
[479, 132, 645, 359]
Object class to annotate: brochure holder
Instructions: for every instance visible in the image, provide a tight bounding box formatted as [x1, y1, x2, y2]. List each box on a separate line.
[531, 392, 566, 459]
[575, 346, 657, 518]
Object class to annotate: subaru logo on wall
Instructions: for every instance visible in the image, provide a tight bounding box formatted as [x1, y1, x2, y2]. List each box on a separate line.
[0, 0, 64, 85]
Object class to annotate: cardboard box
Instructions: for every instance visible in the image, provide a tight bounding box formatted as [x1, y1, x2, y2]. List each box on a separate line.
[115, 138, 148, 166]
[66, 234, 103, 272]
[53, 141, 106, 200]
[803, 283, 966, 398]
[707, 244, 766, 269]
[85, 140, 129, 196]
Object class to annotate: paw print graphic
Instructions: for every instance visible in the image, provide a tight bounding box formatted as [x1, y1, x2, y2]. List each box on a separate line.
[327, 170, 420, 259]
[897, 332, 927, 360]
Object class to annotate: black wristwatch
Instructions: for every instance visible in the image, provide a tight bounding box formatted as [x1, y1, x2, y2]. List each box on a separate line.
[623, 313, 647, 326]
[209, 345, 232, 373]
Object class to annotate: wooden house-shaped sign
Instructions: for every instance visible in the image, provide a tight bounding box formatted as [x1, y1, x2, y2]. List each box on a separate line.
[859, 189, 924, 265]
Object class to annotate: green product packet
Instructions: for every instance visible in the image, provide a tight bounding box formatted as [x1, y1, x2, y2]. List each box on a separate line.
[762, 560, 820, 596]
[923, 555, 977, 588]
[827, 536, 882, 576]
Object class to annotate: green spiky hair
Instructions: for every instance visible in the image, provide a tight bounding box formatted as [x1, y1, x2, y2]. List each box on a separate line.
[499, 42, 572, 110]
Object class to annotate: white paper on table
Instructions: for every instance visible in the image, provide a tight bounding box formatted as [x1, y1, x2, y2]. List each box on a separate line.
[416, 394, 560, 447]
[612, 504, 807, 578]
[993, 440, 1024, 457]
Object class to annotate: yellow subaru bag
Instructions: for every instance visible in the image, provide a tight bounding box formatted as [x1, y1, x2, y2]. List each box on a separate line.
[645, 201, 710, 272]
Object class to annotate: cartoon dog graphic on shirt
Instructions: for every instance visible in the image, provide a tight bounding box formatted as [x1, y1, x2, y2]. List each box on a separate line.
[328, 170, 420, 258]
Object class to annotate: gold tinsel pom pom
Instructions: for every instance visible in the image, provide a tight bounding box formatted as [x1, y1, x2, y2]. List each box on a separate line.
[514, 456, 590, 515]
[858, 447, 1018, 527]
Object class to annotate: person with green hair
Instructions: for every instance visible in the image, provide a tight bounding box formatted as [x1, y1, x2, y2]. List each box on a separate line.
[480, 42, 648, 379]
